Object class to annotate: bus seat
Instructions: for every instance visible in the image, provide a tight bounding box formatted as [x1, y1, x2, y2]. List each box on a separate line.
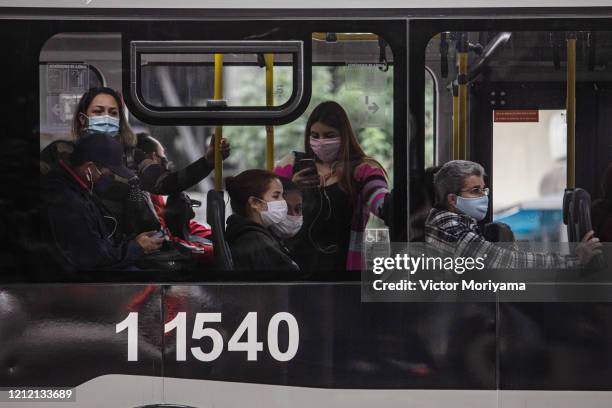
[483, 222, 515, 243]
[206, 190, 234, 271]
[563, 188, 593, 242]
[563, 188, 605, 271]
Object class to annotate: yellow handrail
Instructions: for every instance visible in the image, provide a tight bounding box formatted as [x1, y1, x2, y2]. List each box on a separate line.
[452, 85, 460, 160]
[214, 53, 224, 191]
[311, 32, 379, 42]
[265, 53, 274, 170]
[566, 37, 576, 190]
[457, 52, 469, 160]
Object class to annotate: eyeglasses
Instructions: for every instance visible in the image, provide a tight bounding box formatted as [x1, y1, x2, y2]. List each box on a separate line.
[458, 187, 489, 196]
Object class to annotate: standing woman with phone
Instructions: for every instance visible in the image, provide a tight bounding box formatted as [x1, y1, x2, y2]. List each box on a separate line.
[274, 101, 390, 274]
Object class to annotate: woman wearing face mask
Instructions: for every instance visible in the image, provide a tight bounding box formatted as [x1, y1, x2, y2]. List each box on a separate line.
[274, 101, 390, 274]
[72, 87, 231, 195]
[72, 87, 135, 147]
[225, 170, 301, 274]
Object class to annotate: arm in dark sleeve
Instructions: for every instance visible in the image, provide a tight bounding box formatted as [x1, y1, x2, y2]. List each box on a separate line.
[47, 197, 143, 270]
[140, 156, 213, 195]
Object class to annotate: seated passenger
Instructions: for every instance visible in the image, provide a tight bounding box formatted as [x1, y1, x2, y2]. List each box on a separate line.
[43, 134, 163, 270]
[136, 133, 213, 263]
[425, 160, 601, 267]
[225, 169, 300, 273]
[269, 177, 303, 239]
[274, 101, 390, 273]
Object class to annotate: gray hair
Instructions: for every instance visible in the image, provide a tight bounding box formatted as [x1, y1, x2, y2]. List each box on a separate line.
[434, 160, 486, 207]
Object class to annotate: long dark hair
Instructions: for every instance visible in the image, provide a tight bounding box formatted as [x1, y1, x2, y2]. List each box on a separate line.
[226, 169, 280, 217]
[304, 101, 374, 200]
[72, 87, 136, 147]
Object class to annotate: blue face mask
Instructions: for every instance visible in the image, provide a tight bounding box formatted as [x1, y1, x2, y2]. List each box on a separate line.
[455, 195, 489, 221]
[86, 115, 120, 137]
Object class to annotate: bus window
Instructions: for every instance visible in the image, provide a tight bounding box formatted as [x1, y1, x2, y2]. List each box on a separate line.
[425, 30, 612, 243]
[38, 28, 399, 279]
[129, 40, 306, 123]
[138, 52, 294, 108]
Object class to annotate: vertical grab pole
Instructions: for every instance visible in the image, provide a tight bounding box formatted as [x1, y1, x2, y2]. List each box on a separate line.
[452, 82, 460, 160]
[457, 44, 469, 160]
[214, 53, 224, 191]
[265, 54, 275, 170]
[566, 34, 576, 190]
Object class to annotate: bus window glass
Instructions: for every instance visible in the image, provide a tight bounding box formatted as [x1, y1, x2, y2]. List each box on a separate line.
[139, 52, 294, 108]
[492, 109, 567, 241]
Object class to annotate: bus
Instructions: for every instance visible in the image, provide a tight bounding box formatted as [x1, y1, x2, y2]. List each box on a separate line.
[1, 1, 612, 407]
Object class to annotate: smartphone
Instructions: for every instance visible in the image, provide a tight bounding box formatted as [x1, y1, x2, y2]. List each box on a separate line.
[297, 158, 318, 175]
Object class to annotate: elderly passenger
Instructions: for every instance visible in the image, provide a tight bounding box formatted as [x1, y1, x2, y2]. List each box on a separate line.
[425, 160, 601, 268]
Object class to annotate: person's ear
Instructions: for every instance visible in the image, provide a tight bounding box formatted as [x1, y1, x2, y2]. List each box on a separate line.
[247, 196, 263, 212]
[447, 193, 457, 207]
[78, 112, 88, 128]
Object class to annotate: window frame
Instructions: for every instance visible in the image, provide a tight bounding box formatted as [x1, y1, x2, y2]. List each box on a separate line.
[130, 40, 306, 123]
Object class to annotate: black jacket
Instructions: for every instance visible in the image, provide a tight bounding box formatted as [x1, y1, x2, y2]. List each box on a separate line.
[135, 151, 214, 196]
[225, 214, 300, 274]
[43, 168, 144, 270]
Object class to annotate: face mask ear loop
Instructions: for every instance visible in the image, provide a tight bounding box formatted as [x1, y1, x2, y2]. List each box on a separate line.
[255, 197, 269, 212]
[79, 113, 89, 133]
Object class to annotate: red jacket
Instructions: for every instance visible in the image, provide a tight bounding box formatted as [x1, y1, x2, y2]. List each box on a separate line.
[149, 194, 214, 263]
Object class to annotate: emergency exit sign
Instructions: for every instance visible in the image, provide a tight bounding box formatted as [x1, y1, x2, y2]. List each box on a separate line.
[494, 110, 539, 122]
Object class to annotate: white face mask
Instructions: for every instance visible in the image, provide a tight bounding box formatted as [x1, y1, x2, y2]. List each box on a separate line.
[271, 214, 303, 238]
[257, 199, 288, 227]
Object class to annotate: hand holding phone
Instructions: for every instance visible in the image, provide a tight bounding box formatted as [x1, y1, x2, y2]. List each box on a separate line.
[293, 158, 320, 189]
